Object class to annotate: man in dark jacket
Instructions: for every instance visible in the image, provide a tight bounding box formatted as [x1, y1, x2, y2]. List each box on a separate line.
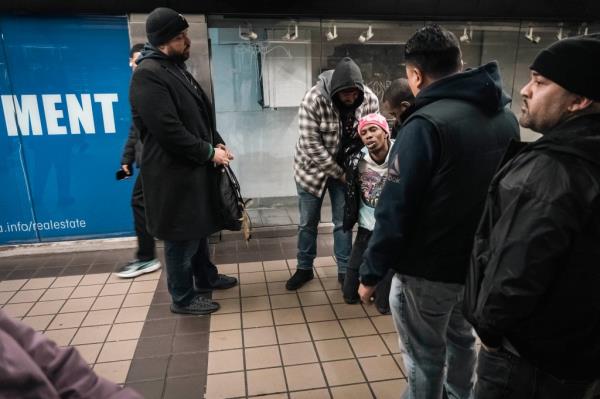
[116, 43, 161, 279]
[464, 35, 600, 399]
[129, 8, 236, 315]
[358, 25, 519, 399]
[382, 78, 415, 139]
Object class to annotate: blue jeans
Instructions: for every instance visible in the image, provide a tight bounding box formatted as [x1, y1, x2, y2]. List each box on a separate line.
[390, 274, 477, 399]
[163, 238, 218, 307]
[476, 347, 595, 399]
[296, 179, 351, 273]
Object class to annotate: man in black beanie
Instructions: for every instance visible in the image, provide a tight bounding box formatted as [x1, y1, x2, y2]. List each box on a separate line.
[129, 7, 237, 315]
[464, 34, 600, 399]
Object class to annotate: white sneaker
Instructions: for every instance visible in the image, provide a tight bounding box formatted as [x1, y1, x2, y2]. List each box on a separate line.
[116, 258, 161, 278]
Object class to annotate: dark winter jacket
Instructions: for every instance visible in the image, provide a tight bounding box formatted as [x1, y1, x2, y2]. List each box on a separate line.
[343, 149, 365, 232]
[464, 114, 600, 381]
[129, 48, 225, 240]
[361, 62, 519, 285]
[120, 124, 142, 167]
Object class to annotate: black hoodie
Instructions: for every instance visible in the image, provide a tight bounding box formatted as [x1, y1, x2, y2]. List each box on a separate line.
[361, 61, 519, 285]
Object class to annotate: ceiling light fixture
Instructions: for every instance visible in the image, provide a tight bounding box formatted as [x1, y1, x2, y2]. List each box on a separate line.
[358, 25, 374, 43]
[239, 24, 258, 41]
[326, 24, 338, 41]
[459, 25, 473, 43]
[282, 22, 298, 41]
[525, 26, 541, 44]
[556, 23, 566, 40]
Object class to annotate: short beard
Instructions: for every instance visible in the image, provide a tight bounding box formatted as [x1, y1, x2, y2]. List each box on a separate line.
[169, 50, 190, 64]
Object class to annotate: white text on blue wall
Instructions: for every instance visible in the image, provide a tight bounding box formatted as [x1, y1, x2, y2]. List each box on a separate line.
[1, 94, 119, 136]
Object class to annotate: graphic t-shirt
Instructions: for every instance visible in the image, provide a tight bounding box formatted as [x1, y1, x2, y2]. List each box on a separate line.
[358, 140, 393, 230]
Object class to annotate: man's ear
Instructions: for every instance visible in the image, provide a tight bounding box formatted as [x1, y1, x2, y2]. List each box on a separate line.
[568, 96, 594, 113]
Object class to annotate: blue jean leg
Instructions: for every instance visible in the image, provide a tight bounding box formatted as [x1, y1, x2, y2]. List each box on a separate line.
[389, 274, 476, 399]
[163, 239, 201, 307]
[327, 178, 352, 274]
[296, 183, 324, 270]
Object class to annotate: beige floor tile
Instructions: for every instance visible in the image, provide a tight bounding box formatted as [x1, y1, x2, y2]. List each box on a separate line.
[114, 306, 149, 323]
[121, 292, 153, 308]
[214, 298, 241, 314]
[70, 284, 102, 299]
[285, 259, 297, 269]
[2, 302, 34, 317]
[129, 279, 159, 294]
[210, 329, 243, 351]
[41, 287, 75, 301]
[320, 277, 340, 290]
[100, 282, 131, 296]
[289, 389, 331, 399]
[107, 321, 144, 341]
[249, 394, 287, 399]
[94, 360, 131, 384]
[21, 315, 54, 331]
[381, 333, 401, 354]
[326, 290, 345, 304]
[80, 273, 110, 286]
[270, 294, 300, 309]
[61, 297, 95, 313]
[0, 279, 27, 292]
[340, 318, 377, 337]
[280, 342, 318, 365]
[263, 260, 288, 271]
[0, 291, 15, 305]
[370, 379, 407, 399]
[308, 321, 344, 340]
[243, 326, 278, 347]
[71, 324, 111, 345]
[43, 328, 77, 346]
[106, 274, 124, 284]
[322, 359, 366, 386]
[350, 335, 390, 357]
[48, 311, 86, 329]
[371, 315, 396, 334]
[241, 296, 270, 312]
[276, 323, 311, 344]
[51, 275, 83, 288]
[331, 383, 373, 399]
[393, 354, 407, 377]
[333, 303, 367, 319]
[314, 338, 354, 362]
[359, 355, 403, 382]
[27, 300, 65, 316]
[133, 269, 162, 281]
[92, 295, 125, 310]
[240, 271, 265, 285]
[73, 343, 102, 364]
[208, 348, 244, 374]
[316, 266, 338, 278]
[81, 309, 118, 327]
[206, 371, 245, 398]
[267, 282, 289, 295]
[97, 339, 138, 362]
[285, 363, 326, 391]
[9, 289, 45, 304]
[22, 277, 55, 290]
[265, 270, 291, 283]
[241, 282, 268, 297]
[211, 313, 242, 331]
[296, 278, 323, 293]
[242, 310, 273, 328]
[212, 286, 240, 299]
[298, 291, 329, 306]
[314, 256, 336, 267]
[245, 345, 282, 369]
[247, 367, 287, 396]
[239, 261, 264, 273]
[362, 303, 381, 317]
[273, 307, 304, 325]
[217, 263, 239, 274]
[303, 304, 336, 322]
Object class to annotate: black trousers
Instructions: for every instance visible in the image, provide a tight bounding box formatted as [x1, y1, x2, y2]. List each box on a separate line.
[131, 174, 156, 261]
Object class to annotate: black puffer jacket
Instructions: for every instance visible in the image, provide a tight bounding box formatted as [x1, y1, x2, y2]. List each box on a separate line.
[464, 114, 600, 381]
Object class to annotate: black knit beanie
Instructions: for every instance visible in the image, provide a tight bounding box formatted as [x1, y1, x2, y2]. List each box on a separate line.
[530, 34, 600, 101]
[146, 7, 189, 47]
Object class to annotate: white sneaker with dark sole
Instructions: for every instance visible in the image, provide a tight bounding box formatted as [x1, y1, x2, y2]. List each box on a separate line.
[116, 258, 161, 278]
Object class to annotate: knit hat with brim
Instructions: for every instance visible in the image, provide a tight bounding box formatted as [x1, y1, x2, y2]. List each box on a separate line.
[530, 34, 600, 101]
[146, 7, 189, 47]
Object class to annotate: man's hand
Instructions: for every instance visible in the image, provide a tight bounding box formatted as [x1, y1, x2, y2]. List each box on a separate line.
[121, 164, 131, 176]
[358, 283, 376, 304]
[212, 147, 231, 166]
[216, 144, 234, 160]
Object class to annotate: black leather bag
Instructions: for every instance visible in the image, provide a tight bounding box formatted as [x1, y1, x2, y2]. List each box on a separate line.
[217, 165, 251, 239]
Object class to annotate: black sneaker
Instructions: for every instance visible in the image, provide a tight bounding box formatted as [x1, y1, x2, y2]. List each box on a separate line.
[286, 269, 314, 290]
[170, 296, 220, 315]
[196, 274, 238, 291]
[342, 269, 360, 304]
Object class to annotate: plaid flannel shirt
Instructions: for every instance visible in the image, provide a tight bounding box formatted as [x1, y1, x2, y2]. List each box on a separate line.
[294, 85, 379, 197]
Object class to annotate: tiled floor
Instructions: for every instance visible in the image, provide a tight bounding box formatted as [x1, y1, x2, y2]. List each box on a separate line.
[0, 234, 407, 398]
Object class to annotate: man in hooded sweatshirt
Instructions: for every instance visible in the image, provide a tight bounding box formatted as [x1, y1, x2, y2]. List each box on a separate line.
[129, 8, 237, 315]
[287, 57, 379, 291]
[358, 25, 519, 399]
[464, 34, 600, 399]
